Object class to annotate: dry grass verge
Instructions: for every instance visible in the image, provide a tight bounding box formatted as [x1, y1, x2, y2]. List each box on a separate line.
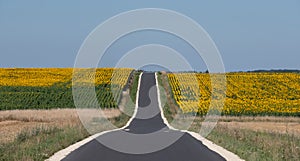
[188, 116, 300, 136]
[157, 72, 300, 161]
[0, 109, 120, 144]
[0, 109, 129, 161]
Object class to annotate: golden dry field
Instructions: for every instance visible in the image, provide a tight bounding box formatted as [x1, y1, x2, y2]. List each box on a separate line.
[0, 109, 121, 143]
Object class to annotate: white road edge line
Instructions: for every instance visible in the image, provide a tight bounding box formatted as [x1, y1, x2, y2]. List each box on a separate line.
[154, 72, 244, 161]
[123, 72, 142, 128]
[46, 72, 143, 161]
[48, 72, 244, 161]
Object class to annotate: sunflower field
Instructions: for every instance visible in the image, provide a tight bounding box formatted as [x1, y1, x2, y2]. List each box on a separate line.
[0, 68, 133, 110]
[167, 72, 300, 116]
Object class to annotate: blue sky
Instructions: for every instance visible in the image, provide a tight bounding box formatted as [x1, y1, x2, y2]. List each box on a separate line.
[0, 0, 299, 71]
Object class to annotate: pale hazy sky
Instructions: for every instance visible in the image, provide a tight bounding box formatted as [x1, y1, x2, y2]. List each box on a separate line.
[0, 0, 299, 71]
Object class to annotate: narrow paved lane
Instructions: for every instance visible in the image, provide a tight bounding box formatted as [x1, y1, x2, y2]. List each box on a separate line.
[63, 72, 225, 161]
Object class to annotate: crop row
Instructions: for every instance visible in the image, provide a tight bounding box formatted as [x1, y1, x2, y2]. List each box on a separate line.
[0, 68, 133, 110]
[168, 73, 300, 116]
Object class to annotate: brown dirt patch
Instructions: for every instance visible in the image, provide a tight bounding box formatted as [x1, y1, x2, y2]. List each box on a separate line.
[0, 121, 48, 143]
[178, 116, 300, 136]
[218, 121, 300, 135]
[0, 109, 121, 143]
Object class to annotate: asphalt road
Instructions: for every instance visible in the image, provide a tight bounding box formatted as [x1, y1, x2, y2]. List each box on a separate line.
[62, 72, 225, 161]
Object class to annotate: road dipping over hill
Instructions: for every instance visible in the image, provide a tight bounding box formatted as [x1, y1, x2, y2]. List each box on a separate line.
[61, 73, 227, 161]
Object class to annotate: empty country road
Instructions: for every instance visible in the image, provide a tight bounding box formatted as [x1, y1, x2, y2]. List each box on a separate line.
[62, 72, 225, 161]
